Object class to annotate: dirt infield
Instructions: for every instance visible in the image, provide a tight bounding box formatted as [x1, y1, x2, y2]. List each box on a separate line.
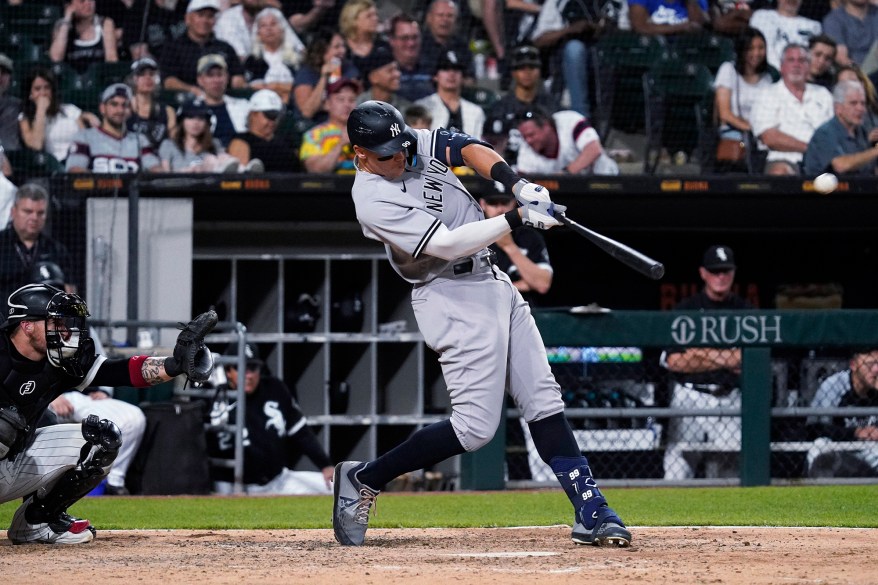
[1, 526, 875, 584]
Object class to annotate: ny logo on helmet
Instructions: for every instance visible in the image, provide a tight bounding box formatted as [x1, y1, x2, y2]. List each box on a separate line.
[389, 123, 401, 137]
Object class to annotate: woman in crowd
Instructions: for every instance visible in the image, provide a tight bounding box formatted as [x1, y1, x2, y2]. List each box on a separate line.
[713, 27, 775, 170]
[158, 99, 239, 173]
[228, 89, 298, 172]
[127, 57, 177, 151]
[18, 66, 101, 164]
[338, 0, 389, 76]
[244, 7, 306, 103]
[49, 0, 119, 74]
[292, 28, 359, 123]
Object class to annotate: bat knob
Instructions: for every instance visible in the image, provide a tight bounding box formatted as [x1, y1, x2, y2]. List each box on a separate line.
[650, 263, 665, 280]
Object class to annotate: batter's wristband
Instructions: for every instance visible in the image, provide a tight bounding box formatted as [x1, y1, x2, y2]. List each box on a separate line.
[128, 355, 150, 387]
[490, 161, 522, 192]
[504, 209, 523, 229]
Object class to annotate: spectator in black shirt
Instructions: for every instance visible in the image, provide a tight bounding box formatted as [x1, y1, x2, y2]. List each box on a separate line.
[0, 183, 76, 304]
[123, 0, 188, 61]
[485, 45, 559, 164]
[419, 0, 475, 84]
[0, 53, 21, 152]
[228, 89, 299, 171]
[159, 0, 246, 95]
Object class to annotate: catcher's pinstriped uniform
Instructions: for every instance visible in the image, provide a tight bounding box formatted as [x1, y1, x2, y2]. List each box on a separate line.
[0, 284, 216, 544]
[332, 101, 630, 548]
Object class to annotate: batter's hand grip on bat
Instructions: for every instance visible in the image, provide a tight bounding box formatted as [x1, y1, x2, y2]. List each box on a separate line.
[556, 212, 665, 280]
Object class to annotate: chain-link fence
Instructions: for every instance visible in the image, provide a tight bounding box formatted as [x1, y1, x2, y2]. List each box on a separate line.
[498, 311, 878, 487]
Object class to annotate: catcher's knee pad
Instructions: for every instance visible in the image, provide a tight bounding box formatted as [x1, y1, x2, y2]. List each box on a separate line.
[81, 414, 122, 471]
[24, 417, 122, 525]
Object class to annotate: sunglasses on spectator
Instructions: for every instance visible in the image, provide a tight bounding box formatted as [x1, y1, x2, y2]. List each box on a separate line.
[261, 110, 281, 120]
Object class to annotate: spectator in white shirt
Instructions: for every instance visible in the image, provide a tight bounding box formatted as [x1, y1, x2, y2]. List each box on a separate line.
[749, 43, 834, 175]
[749, 0, 821, 69]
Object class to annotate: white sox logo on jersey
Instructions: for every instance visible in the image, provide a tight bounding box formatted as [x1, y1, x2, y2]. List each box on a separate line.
[264, 401, 285, 437]
[19, 381, 36, 395]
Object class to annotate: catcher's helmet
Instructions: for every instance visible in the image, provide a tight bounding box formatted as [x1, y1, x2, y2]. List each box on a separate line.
[5, 283, 63, 327]
[5, 283, 92, 376]
[347, 100, 417, 157]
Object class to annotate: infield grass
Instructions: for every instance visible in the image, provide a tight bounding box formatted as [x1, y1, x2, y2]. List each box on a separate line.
[1, 485, 876, 530]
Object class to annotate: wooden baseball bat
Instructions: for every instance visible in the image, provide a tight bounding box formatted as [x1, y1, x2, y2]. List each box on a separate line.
[557, 213, 665, 280]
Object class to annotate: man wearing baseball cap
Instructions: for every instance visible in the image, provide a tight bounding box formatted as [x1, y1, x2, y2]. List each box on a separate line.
[66, 83, 162, 173]
[194, 53, 250, 147]
[414, 50, 484, 138]
[661, 244, 753, 480]
[159, 0, 246, 95]
[0, 53, 21, 152]
[485, 45, 560, 164]
[355, 46, 411, 112]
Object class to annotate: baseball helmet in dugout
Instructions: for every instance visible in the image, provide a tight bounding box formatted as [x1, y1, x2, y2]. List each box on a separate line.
[348, 100, 418, 161]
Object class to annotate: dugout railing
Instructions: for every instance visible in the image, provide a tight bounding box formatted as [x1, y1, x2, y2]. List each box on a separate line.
[462, 309, 878, 490]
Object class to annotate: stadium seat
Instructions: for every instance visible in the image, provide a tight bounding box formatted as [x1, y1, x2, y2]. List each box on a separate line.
[462, 86, 501, 111]
[671, 31, 735, 75]
[91, 61, 135, 88]
[0, 33, 48, 64]
[2, 2, 61, 46]
[227, 87, 256, 100]
[159, 89, 192, 109]
[591, 31, 669, 142]
[6, 149, 64, 182]
[642, 59, 714, 174]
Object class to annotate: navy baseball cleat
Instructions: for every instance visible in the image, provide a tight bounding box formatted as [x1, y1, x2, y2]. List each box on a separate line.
[332, 461, 379, 546]
[8, 496, 96, 545]
[571, 504, 631, 547]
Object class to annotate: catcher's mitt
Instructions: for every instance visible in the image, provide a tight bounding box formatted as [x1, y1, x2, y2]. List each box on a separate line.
[164, 309, 218, 384]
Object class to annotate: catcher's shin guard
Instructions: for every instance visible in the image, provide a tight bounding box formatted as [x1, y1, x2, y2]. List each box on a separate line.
[25, 415, 122, 525]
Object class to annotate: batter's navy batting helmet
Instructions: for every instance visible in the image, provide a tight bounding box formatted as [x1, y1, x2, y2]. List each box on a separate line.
[347, 100, 418, 157]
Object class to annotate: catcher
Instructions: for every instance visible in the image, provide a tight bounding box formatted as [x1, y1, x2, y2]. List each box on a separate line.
[0, 283, 217, 545]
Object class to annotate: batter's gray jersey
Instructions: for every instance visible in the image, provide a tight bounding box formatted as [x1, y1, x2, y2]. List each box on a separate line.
[352, 128, 488, 284]
[351, 127, 565, 446]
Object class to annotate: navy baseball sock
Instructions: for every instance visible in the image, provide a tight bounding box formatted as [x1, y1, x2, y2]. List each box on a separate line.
[527, 412, 581, 460]
[358, 420, 466, 491]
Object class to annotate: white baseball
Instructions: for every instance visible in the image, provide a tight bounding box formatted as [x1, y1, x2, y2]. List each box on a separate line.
[813, 173, 838, 194]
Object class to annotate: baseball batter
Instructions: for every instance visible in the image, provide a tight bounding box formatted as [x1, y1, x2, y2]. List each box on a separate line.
[332, 100, 631, 548]
[0, 284, 216, 544]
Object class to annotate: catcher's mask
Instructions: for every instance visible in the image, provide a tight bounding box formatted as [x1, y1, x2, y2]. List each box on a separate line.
[45, 291, 91, 376]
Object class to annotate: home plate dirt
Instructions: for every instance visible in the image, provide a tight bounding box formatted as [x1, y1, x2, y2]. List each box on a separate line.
[1, 526, 875, 584]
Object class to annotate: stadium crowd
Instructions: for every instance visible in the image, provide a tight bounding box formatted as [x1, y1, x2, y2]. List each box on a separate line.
[0, 0, 877, 179]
